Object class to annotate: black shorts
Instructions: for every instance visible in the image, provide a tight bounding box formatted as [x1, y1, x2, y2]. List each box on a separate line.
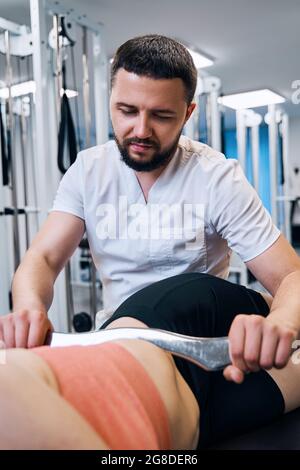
[101, 273, 285, 448]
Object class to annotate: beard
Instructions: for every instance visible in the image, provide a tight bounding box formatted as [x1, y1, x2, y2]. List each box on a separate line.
[114, 130, 182, 172]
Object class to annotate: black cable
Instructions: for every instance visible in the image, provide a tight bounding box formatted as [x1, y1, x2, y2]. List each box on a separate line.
[57, 18, 79, 174]
[220, 110, 226, 155]
[70, 44, 82, 150]
[5, 100, 12, 189]
[60, 17, 75, 46]
[0, 101, 9, 185]
[57, 63, 78, 174]
[278, 126, 285, 185]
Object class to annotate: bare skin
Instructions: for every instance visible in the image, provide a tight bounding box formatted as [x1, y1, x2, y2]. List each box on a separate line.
[106, 317, 300, 418]
[0, 337, 199, 450]
[0, 348, 108, 450]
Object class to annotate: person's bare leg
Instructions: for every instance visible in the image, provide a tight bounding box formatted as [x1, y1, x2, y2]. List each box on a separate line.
[259, 291, 273, 309]
[105, 317, 200, 449]
[266, 352, 300, 414]
[0, 339, 199, 450]
[252, 292, 300, 413]
[0, 349, 108, 450]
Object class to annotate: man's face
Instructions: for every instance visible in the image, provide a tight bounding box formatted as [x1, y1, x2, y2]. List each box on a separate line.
[110, 69, 195, 172]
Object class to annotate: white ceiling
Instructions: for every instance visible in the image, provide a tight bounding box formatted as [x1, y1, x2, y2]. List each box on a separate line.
[1, 0, 300, 117]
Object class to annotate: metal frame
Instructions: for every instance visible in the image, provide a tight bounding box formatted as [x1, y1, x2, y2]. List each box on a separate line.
[184, 73, 222, 151]
[0, 17, 34, 315]
[235, 104, 292, 277]
[0, 103, 11, 314]
[236, 108, 262, 188]
[281, 113, 291, 242]
[233, 109, 262, 287]
[267, 106, 292, 241]
[0, 20, 32, 56]
[268, 104, 278, 227]
[30, 0, 109, 331]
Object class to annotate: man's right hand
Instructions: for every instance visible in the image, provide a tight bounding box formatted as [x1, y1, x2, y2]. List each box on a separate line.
[0, 310, 54, 349]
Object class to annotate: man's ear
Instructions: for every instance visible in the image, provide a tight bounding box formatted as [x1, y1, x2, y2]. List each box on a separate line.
[185, 102, 197, 123]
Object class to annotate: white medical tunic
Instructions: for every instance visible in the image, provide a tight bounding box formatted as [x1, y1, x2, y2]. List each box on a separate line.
[52, 136, 280, 326]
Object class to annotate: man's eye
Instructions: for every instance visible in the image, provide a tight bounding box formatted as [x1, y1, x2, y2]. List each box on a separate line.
[119, 110, 172, 120]
[155, 115, 172, 120]
[120, 109, 136, 115]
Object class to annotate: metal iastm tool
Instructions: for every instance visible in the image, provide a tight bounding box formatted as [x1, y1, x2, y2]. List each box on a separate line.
[47, 328, 231, 371]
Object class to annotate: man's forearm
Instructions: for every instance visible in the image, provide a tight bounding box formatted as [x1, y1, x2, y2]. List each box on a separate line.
[12, 251, 56, 314]
[269, 270, 300, 336]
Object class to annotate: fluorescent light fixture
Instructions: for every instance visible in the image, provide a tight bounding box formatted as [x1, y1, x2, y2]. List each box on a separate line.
[110, 47, 213, 69]
[187, 47, 214, 69]
[218, 89, 285, 110]
[0, 80, 78, 99]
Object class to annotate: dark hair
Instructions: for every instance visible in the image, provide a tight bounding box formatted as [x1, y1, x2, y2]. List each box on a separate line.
[111, 34, 197, 103]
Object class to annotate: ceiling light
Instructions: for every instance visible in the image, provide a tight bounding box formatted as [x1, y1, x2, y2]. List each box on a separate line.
[186, 47, 214, 69]
[218, 89, 285, 110]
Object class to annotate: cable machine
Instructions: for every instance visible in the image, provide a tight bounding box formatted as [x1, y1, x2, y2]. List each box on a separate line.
[0, 17, 39, 315]
[184, 72, 222, 152]
[234, 104, 291, 287]
[266, 105, 291, 242]
[28, 0, 109, 331]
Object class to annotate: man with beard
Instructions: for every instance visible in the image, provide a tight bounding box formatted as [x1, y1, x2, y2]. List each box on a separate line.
[2, 34, 300, 448]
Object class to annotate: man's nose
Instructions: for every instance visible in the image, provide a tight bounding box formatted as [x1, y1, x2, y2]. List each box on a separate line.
[134, 115, 152, 139]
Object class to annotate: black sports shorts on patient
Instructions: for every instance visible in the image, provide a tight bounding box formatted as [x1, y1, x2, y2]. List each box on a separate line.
[101, 273, 285, 449]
